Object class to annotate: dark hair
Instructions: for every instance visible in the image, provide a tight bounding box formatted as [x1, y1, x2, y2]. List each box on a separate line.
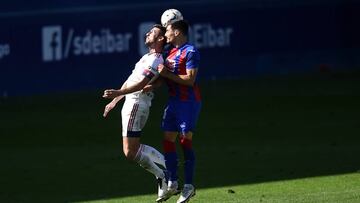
[170, 20, 189, 36]
[153, 24, 166, 37]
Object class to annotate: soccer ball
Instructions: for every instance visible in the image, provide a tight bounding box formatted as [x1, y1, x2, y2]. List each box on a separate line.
[161, 9, 183, 27]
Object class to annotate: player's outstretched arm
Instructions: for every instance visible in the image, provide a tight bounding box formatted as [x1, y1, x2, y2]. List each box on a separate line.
[103, 77, 150, 99]
[102, 81, 128, 117]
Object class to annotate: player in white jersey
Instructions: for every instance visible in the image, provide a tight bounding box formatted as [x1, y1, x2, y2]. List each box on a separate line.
[102, 24, 169, 199]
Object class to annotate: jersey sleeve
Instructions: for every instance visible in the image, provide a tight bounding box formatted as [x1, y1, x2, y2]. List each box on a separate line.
[186, 49, 200, 69]
[142, 54, 163, 80]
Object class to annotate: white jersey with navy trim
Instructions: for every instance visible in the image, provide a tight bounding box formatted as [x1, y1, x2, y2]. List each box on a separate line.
[125, 52, 163, 106]
[121, 52, 163, 137]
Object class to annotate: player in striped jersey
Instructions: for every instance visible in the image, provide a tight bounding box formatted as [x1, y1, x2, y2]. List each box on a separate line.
[102, 24, 169, 198]
[154, 20, 201, 203]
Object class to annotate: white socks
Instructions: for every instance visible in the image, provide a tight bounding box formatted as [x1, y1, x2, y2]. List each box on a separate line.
[134, 144, 165, 179]
[141, 144, 166, 168]
[168, 180, 179, 189]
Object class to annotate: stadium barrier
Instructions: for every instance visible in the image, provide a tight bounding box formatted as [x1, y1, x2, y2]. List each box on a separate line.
[0, 1, 359, 95]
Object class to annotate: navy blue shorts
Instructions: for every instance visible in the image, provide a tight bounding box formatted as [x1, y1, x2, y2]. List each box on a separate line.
[161, 99, 202, 134]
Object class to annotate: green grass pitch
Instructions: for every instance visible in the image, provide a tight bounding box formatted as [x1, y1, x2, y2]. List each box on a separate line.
[0, 73, 360, 202]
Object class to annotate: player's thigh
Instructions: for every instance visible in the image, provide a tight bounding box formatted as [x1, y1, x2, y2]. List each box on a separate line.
[121, 102, 148, 137]
[122, 137, 140, 159]
[176, 102, 202, 135]
[161, 101, 178, 132]
[137, 105, 150, 130]
[121, 102, 134, 136]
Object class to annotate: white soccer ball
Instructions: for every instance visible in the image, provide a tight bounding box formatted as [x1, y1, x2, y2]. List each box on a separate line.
[161, 9, 183, 27]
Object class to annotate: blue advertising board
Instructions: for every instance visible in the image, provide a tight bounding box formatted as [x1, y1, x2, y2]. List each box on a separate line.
[0, 1, 359, 96]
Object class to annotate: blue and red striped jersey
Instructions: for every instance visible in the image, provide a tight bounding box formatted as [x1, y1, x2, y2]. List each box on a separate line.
[164, 43, 201, 102]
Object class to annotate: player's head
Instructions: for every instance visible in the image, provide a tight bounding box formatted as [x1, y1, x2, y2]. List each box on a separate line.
[165, 20, 189, 44]
[145, 24, 167, 48]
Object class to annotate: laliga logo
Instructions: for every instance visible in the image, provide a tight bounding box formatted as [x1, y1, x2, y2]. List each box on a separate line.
[42, 25, 133, 62]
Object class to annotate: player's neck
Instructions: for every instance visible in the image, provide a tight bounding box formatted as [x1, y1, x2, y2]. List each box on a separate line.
[174, 37, 187, 48]
[149, 47, 162, 54]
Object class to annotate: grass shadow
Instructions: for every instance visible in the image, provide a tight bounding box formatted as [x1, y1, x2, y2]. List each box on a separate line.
[1, 73, 359, 202]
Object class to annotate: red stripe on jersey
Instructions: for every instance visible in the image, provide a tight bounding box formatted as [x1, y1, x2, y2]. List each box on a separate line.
[179, 85, 188, 101]
[177, 49, 190, 101]
[193, 84, 202, 101]
[178, 49, 187, 75]
[167, 80, 177, 97]
[168, 48, 178, 58]
[165, 48, 178, 73]
[165, 45, 202, 102]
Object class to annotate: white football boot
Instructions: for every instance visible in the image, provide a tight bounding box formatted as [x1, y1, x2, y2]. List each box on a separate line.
[156, 179, 181, 202]
[176, 184, 196, 203]
[156, 177, 169, 202]
[168, 180, 181, 196]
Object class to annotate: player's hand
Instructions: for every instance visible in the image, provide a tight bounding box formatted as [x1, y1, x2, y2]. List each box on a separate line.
[103, 89, 119, 99]
[157, 64, 169, 76]
[142, 84, 153, 93]
[103, 101, 116, 117]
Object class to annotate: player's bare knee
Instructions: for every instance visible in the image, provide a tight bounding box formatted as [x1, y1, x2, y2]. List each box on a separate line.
[182, 131, 193, 140]
[164, 131, 178, 142]
[122, 147, 137, 160]
[122, 137, 140, 160]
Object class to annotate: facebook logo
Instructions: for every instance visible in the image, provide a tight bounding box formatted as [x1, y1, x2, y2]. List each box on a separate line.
[42, 26, 62, 62]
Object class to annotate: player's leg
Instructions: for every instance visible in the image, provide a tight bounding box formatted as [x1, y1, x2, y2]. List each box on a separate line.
[161, 102, 180, 185]
[176, 132, 196, 203]
[164, 131, 180, 191]
[176, 102, 201, 203]
[141, 144, 166, 168]
[121, 102, 165, 179]
[137, 104, 166, 168]
[122, 137, 165, 179]
[122, 102, 168, 202]
[122, 136, 140, 160]
[157, 101, 180, 202]
[180, 132, 195, 186]
[156, 131, 180, 202]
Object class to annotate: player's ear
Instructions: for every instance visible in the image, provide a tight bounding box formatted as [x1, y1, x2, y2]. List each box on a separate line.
[174, 29, 180, 36]
[157, 35, 164, 42]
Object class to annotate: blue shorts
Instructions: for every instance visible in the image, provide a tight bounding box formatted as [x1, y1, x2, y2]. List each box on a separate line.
[161, 99, 202, 134]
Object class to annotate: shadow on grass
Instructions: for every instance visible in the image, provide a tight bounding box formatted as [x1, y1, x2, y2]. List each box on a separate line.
[1, 74, 360, 202]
